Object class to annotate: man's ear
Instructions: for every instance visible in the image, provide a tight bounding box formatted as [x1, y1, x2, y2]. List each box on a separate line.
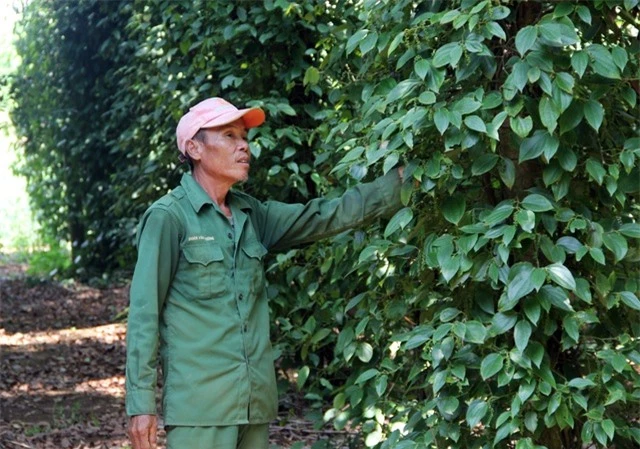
[185, 139, 202, 161]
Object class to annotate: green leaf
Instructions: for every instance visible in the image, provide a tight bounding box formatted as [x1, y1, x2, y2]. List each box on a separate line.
[432, 369, 447, 394]
[484, 202, 515, 226]
[624, 0, 640, 10]
[311, 328, 331, 344]
[518, 381, 536, 403]
[558, 148, 577, 172]
[619, 223, 640, 239]
[557, 236, 583, 254]
[440, 307, 461, 322]
[563, 315, 579, 342]
[437, 396, 460, 417]
[539, 96, 559, 133]
[538, 21, 578, 47]
[297, 365, 310, 389]
[507, 266, 536, 302]
[434, 108, 450, 135]
[486, 21, 506, 40]
[543, 163, 563, 186]
[466, 400, 489, 428]
[492, 313, 518, 334]
[602, 232, 628, 262]
[602, 419, 615, 441]
[522, 194, 554, 212]
[523, 297, 541, 325]
[620, 291, 640, 311]
[510, 116, 533, 138]
[347, 29, 369, 55]
[546, 263, 576, 290]
[575, 278, 592, 303]
[519, 131, 558, 163]
[568, 377, 596, 389]
[571, 51, 589, 78]
[528, 342, 545, 368]
[515, 209, 536, 233]
[442, 195, 466, 225]
[418, 91, 437, 105]
[586, 159, 606, 185]
[481, 353, 504, 380]
[433, 42, 463, 68]
[303, 67, 320, 86]
[471, 154, 499, 175]
[356, 342, 374, 363]
[576, 5, 592, 24]
[179, 39, 191, 55]
[384, 207, 414, 237]
[584, 100, 604, 131]
[440, 9, 461, 24]
[511, 61, 529, 92]
[465, 321, 487, 344]
[532, 268, 546, 291]
[559, 101, 584, 134]
[359, 31, 378, 55]
[589, 248, 606, 265]
[414, 59, 430, 80]
[555, 72, 574, 94]
[620, 149, 636, 173]
[355, 368, 378, 385]
[388, 31, 404, 56]
[375, 375, 388, 396]
[588, 45, 621, 79]
[499, 157, 516, 189]
[464, 115, 487, 133]
[383, 153, 399, 174]
[611, 46, 628, 70]
[514, 320, 532, 353]
[453, 97, 482, 115]
[440, 254, 460, 282]
[515, 26, 538, 56]
[386, 79, 420, 104]
[525, 412, 538, 433]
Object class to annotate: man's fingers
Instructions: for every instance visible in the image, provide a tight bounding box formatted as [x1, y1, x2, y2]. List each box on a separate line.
[128, 415, 157, 449]
[149, 423, 158, 446]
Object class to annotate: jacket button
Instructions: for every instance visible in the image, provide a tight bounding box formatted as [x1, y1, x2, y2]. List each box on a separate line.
[239, 293, 244, 301]
[243, 324, 248, 332]
[227, 232, 233, 239]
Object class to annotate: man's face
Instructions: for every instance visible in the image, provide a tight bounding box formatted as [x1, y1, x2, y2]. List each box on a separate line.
[190, 119, 251, 185]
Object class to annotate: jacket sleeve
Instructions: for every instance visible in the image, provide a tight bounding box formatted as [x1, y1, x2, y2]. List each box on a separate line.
[256, 168, 403, 251]
[125, 207, 181, 416]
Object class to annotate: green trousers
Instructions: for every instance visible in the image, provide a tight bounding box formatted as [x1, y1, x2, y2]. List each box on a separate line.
[166, 424, 269, 449]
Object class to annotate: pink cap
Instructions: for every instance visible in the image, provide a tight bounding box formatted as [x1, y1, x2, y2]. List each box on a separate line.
[176, 97, 265, 154]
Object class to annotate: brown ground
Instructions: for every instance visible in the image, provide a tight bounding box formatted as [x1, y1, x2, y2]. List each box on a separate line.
[0, 263, 354, 449]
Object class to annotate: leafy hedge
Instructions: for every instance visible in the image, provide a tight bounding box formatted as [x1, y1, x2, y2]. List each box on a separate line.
[11, 0, 640, 448]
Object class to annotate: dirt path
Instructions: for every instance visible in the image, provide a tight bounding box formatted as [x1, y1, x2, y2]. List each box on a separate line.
[0, 264, 353, 449]
[0, 266, 135, 449]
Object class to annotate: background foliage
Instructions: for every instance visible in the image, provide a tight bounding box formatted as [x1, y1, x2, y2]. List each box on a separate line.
[10, 0, 640, 448]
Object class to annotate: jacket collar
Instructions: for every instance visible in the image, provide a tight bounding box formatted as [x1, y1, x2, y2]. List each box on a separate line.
[180, 173, 253, 213]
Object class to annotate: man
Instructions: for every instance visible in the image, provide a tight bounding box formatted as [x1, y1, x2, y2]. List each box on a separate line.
[125, 97, 404, 449]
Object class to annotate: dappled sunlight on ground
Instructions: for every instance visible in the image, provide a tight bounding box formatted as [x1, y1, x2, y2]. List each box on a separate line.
[0, 263, 355, 448]
[0, 266, 134, 448]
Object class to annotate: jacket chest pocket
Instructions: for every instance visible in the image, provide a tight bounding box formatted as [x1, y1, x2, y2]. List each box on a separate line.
[241, 241, 268, 294]
[181, 242, 226, 300]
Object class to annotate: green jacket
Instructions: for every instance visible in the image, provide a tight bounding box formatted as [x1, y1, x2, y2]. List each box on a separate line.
[125, 170, 402, 426]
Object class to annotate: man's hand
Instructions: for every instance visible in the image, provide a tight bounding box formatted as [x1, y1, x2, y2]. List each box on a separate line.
[128, 414, 158, 449]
